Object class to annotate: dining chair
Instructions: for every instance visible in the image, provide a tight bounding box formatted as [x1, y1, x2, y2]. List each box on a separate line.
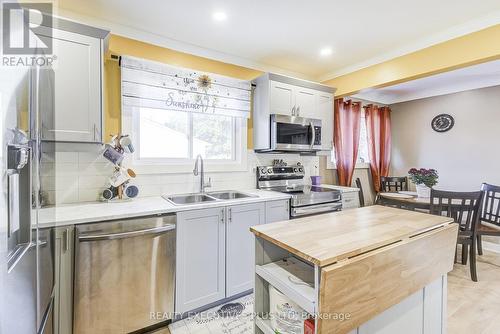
[354, 178, 365, 207]
[380, 176, 409, 192]
[477, 183, 500, 255]
[429, 189, 483, 282]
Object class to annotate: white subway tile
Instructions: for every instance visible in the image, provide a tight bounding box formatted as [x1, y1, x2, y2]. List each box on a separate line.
[78, 188, 102, 203]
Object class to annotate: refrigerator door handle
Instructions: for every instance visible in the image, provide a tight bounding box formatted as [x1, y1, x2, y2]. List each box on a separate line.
[7, 172, 20, 238]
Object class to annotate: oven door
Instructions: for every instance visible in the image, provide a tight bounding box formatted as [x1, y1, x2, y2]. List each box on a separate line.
[291, 202, 342, 218]
[270, 114, 322, 151]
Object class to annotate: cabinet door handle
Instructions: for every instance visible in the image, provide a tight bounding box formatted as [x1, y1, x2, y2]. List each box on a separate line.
[221, 208, 225, 223]
[228, 208, 232, 223]
[93, 123, 102, 142]
[291, 105, 296, 116]
[63, 228, 69, 252]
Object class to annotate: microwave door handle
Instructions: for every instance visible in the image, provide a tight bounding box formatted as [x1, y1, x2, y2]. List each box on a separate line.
[309, 121, 315, 148]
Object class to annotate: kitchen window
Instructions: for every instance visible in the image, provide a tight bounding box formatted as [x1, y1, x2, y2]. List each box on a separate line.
[137, 107, 236, 161]
[120, 56, 251, 173]
[130, 106, 246, 173]
[357, 111, 370, 164]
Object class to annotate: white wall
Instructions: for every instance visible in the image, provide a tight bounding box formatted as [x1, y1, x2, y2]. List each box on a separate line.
[390, 85, 500, 192]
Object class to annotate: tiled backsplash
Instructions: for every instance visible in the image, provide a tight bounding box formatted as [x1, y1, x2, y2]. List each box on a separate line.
[41, 148, 320, 205]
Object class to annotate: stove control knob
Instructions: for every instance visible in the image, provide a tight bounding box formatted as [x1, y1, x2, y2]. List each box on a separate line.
[293, 167, 298, 172]
[260, 168, 267, 174]
[267, 168, 273, 174]
[298, 167, 304, 173]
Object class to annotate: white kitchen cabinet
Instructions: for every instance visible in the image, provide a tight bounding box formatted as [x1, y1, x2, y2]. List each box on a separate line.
[265, 199, 289, 223]
[253, 73, 336, 151]
[176, 207, 226, 313]
[269, 81, 296, 116]
[269, 81, 319, 118]
[294, 87, 317, 118]
[226, 202, 265, 297]
[317, 92, 334, 151]
[54, 226, 74, 334]
[36, 23, 108, 143]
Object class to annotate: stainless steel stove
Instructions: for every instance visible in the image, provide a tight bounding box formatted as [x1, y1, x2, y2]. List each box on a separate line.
[257, 163, 342, 218]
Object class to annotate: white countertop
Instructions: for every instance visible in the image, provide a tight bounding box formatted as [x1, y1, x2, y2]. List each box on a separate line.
[38, 189, 290, 227]
[320, 184, 360, 193]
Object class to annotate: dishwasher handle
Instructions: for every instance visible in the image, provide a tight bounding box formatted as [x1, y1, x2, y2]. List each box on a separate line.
[78, 224, 176, 242]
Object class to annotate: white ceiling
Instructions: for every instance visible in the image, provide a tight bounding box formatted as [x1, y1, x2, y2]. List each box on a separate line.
[352, 60, 500, 104]
[57, 0, 500, 81]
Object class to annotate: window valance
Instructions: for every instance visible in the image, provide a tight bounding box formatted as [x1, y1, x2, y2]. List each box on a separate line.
[121, 55, 251, 118]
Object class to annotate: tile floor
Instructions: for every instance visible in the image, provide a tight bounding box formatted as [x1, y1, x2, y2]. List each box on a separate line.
[150, 250, 500, 334]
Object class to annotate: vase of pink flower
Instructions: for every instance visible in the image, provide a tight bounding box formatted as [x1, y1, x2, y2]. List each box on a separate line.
[408, 168, 439, 198]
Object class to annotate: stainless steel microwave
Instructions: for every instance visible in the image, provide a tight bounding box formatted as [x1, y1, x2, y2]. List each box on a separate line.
[269, 114, 322, 152]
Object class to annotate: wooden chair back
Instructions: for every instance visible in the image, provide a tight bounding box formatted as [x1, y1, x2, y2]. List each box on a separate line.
[354, 178, 365, 207]
[429, 189, 483, 235]
[480, 183, 500, 227]
[380, 176, 408, 192]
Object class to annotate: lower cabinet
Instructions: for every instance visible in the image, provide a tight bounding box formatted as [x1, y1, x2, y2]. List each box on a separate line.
[175, 200, 288, 314]
[54, 226, 74, 334]
[175, 207, 226, 314]
[226, 202, 265, 297]
[265, 199, 290, 223]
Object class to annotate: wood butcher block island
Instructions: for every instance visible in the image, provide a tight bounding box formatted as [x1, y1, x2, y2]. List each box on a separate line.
[250, 205, 458, 334]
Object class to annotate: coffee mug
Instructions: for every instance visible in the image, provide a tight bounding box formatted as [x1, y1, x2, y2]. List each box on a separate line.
[102, 186, 118, 200]
[102, 144, 124, 165]
[120, 136, 135, 154]
[124, 184, 139, 198]
[109, 168, 136, 187]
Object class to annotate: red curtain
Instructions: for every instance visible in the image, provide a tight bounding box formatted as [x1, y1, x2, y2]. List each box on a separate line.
[333, 98, 361, 186]
[365, 104, 392, 192]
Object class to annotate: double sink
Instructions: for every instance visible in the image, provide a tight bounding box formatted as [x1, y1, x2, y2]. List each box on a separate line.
[163, 190, 257, 205]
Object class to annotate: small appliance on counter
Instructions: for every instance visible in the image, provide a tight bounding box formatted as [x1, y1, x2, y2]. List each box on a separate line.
[256, 162, 342, 218]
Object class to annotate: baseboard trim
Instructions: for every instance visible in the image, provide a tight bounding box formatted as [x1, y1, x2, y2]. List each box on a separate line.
[482, 241, 500, 254]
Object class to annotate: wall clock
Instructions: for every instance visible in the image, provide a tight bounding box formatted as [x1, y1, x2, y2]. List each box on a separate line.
[431, 114, 454, 133]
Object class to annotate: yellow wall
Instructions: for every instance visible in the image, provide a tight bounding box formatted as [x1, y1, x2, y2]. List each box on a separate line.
[106, 26, 500, 145]
[323, 24, 500, 97]
[104, 34, 263, 147]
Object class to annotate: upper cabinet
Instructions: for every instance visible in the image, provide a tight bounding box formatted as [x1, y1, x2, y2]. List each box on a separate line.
[37, 18, 109, 143]
[253, 73, 336, 151]
[269, 81, 295, 115]
[317, 92, 334, 151]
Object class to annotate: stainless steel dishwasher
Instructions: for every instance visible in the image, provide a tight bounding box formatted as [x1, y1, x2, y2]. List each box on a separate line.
[73, 215, 176, 334]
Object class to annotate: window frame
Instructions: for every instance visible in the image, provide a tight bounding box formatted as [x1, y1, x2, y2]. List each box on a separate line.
[122, 105, 248, 174]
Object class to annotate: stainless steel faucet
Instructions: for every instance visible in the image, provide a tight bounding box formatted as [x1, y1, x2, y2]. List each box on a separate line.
[193, 154, 211, 193]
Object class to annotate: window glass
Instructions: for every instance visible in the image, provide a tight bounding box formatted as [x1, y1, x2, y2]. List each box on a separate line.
[138, 107, 235, 161]
[192, 113, 233, 160]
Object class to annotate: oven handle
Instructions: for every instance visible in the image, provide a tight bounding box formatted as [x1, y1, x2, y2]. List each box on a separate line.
[309, 121, 315, 149]
[78, 224, 176, 242]
[292, 203, 342, 217]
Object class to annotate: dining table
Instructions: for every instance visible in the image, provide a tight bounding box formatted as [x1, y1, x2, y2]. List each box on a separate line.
[378, 191, 432, 210]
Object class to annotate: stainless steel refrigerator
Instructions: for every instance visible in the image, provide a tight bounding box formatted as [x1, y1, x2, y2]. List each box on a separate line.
[1, 5, 55, 334]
